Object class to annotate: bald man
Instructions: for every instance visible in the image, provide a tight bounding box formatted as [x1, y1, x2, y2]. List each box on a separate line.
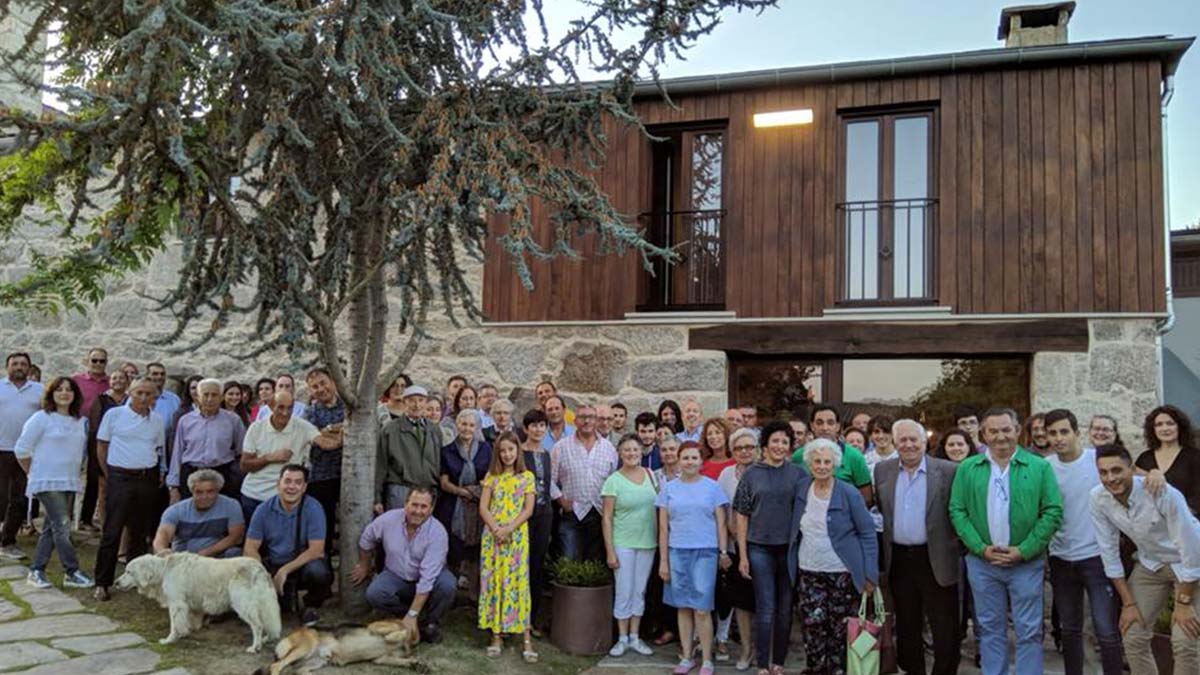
[239, 391, 321, 525]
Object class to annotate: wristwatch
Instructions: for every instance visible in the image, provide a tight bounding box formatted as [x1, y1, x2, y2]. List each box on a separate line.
[407, 609, 419, 618]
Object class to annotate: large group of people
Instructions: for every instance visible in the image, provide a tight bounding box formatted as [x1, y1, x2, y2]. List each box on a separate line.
[2, 346, 1200, 675]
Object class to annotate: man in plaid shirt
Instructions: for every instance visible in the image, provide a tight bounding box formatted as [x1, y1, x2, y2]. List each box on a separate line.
[550, 402, 618, 562]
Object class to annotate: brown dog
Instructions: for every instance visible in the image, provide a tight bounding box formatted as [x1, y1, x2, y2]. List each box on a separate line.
[252, 620, 418, 675]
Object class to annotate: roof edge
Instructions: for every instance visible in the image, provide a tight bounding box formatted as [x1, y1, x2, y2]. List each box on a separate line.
[630, 36, 1193, 99]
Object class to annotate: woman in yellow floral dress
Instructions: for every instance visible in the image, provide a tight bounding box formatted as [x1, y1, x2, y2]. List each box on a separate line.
[478, 432, 537, 661]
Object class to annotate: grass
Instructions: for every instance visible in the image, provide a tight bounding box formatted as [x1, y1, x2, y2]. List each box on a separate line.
[0, 579, 34, 621]
[11, 529, 600, 674]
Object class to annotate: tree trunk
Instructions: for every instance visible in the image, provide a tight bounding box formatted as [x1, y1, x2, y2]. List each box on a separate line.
[338, 403, 377, 614]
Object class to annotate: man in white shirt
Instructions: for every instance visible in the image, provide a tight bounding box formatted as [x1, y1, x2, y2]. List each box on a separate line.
[93, 378, 166, 599]
[0, 352, 43, 560]
[550, 403, 618, 562]
[1043, 409, 1122, 675]
[1091, 443, 1200, 675]
[240, 391, 319, 525]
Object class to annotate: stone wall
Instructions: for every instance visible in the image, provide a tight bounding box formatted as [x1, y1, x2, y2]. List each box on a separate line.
[1032, 318, 1160, 452]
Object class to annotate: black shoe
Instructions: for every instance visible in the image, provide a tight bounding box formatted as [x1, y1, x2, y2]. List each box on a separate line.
[420, 623, 442, 644]
[301, 608, 319, 627]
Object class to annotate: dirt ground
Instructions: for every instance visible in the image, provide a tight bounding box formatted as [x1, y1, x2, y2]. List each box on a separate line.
[20, 529, 598, 675]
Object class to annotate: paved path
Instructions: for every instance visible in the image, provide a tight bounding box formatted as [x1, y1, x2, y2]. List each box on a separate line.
[0, 563, 191, 675]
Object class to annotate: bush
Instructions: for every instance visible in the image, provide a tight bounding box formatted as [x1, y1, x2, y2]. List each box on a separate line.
[550, 557, 612, 587]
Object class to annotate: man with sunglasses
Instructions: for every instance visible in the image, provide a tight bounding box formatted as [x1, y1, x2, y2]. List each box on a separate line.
[73, 347, 110, 419]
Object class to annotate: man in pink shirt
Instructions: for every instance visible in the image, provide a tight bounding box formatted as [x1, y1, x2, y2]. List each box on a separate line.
[73, 347, 110, 417]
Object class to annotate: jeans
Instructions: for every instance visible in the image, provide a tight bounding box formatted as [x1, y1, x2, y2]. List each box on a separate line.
[31, 491, 80, 574]
[558, 508, 603, 562]
[306, 479, 340, 558]
[966, 554, 1045, 675]
[748, 542, 793, 668]
[240, 494, 263, 529]
[0, 451, 27, 546]
[1125, 562, 1200, 675]
[264, 558, 333, 610]
[95, 468, 159, 587]
[1048, 555, 1123, 675]
[365, 568, 457, 625]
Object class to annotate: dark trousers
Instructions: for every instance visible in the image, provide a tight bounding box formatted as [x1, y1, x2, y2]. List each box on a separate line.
[95, 468, 160, 587]
[891, 544, 960, 675]
[240, 495, 263, 528]
[265, 558, 333, 610]
[178, 461, 240, 500]
[748, 542, 794, 669]
[0, 452, 27, 546]
[643, 548, 678, 640]
[80, 442, 101, 526]
[558, 508, 603, 562]
[305, 479, 340, 558]
[528, 506, 553, 626]
[1048, 555, 1124, 675]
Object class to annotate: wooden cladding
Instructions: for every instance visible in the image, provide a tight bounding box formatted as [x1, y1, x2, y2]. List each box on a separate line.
[483, 59, 1168, 322]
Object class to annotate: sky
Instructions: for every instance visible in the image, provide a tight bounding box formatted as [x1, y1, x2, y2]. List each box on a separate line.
[541, 0, 1200, 230]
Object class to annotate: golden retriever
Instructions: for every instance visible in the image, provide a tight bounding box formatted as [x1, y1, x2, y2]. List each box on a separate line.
[115, 552, 281, 652]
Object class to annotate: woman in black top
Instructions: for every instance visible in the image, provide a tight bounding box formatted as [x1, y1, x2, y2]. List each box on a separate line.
[1137, 405, 1200, 516]
[81, 370, 130, 531]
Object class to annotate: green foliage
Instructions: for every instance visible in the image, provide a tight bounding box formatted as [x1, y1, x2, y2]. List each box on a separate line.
[550, 557, 613, 588]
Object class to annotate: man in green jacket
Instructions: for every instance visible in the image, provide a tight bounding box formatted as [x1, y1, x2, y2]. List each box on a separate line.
[949, 407, 1063, 675]
[375, 386, 442, 515]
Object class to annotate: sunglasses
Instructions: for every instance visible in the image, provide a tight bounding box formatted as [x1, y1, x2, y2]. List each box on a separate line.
[91, 358, 107, 364]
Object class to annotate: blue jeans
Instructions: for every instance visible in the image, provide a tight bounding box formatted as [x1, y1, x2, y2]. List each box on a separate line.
[748, 543, 793, 669]
[558, 508, 603, 562]
[365, 568, 457, 625]
[1049, 555, 1123, 675]
[966, 555, 1045, 675]
[31, 491, 79, 574]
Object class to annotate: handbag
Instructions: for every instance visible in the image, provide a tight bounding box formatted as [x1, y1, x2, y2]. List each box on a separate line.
[846, 588, 887, 675]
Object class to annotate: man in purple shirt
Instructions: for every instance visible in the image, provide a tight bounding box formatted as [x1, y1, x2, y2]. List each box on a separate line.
[168, 379, 245, 501]
[351, 488, 455, 644]
[72, 347, 110, 420]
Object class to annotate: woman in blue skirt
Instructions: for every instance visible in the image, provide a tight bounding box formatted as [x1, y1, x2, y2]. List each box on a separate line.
[656, 441, 730, 675]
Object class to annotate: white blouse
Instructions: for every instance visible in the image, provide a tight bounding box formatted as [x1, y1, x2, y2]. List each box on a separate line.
[797, 485, 848, 573]
[14, 411, 87, 497]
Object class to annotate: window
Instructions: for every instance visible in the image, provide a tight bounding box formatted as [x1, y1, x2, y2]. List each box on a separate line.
[838, 110, 936, 303]
[639, 126, 726, 311]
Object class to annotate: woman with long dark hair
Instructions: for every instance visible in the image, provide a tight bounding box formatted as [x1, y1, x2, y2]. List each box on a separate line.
[658, 400, 684, 435]
[933, 428, 976, 462]
[1137, 404, 1200, 515]
[222, 381, 251, 426]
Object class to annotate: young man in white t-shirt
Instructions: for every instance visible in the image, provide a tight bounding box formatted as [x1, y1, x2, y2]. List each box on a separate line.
[1044, 409, 1122, 675]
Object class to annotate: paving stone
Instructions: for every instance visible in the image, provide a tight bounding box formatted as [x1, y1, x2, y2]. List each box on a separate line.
[10, 581, 85, 614]
[51, 631, 146, 654]
[0, 565, 26, 580]
[154, 669, 193, 675]
[0, 641, 67, 670]
[0, 598, 22, 621]
[0, 613, 119, 642]
[17, 647, 160, 675]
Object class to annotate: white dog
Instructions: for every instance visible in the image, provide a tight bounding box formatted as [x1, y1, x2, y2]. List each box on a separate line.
[115, 552, 281, 652]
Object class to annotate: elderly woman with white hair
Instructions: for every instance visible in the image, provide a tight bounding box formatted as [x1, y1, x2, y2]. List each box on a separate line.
[789, 438, 879, 675]
[484, 399, 518, 445]
[435, 408, 492, 589]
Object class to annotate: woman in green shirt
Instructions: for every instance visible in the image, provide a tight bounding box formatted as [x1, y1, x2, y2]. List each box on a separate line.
[602, 434, 660, 657]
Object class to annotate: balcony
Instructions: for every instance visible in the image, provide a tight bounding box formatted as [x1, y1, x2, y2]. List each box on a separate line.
[837, 197, 937, 305]
[637, 208, 725, 311]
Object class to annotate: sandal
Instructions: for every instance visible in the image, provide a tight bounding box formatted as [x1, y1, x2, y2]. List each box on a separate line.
[486, 636, 502, 658]
[523, 637, 539, 664]
[653, 631, 676, 646]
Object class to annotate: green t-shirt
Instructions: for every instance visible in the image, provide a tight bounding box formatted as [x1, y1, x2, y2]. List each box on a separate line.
[791, 443, 873, 488]
[600, 469, 659, 550]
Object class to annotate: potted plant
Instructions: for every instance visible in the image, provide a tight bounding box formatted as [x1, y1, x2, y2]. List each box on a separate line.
[549, 557, 614, 655]
[1152, 601, 1174, 675]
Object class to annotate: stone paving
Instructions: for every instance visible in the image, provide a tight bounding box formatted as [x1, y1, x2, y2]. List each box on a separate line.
[0, 564, 190, 675]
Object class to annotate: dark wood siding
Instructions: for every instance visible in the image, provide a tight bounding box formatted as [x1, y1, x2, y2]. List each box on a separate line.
[484, 59, 1168, 321]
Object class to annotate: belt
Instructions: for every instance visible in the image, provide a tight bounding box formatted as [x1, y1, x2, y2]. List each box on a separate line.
[108, 465, 159, 477]
[892, 542, 929, 552]
[183, 460, 234, 471]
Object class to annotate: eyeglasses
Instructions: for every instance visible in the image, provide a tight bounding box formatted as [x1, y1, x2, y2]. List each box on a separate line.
[576, 414, 596, 420]
[733, 444, 757, 452]
[91, 358, 107, 364]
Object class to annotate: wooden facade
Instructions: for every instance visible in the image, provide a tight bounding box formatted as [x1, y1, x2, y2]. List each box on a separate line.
[484, 44, 1181, 323]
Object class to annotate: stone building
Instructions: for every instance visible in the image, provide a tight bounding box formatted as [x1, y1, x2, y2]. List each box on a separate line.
[1, 7, 1192, 451]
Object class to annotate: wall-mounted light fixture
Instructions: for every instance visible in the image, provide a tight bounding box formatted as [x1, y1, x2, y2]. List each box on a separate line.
[752, 109, 814, 128]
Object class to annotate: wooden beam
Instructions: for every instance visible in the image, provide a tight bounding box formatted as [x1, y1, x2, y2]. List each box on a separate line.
[689, 319, 1090, 355]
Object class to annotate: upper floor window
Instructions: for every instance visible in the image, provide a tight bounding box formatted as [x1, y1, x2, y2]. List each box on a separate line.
[639, 125, 726, 311]
[838, 110, 936, 304]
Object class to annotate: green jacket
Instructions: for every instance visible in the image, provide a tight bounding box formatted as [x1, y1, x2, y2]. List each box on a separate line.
[948, 447, 1063, 561]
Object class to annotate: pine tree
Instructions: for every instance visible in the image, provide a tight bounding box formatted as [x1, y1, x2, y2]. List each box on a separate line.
[0, 0, 775, 612]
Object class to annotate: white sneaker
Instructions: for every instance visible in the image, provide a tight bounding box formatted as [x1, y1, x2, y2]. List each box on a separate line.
[629, 638, 654, 656]
[608, 639, 628, 657]
[0, 545, 27, 560]
[26, 570, 52, 589]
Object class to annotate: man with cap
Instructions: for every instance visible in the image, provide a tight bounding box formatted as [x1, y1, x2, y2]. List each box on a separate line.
[376, 385, 443, 513]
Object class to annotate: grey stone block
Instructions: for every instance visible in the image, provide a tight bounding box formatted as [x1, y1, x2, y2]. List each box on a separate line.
[0, 613, 120, 642]
[10, 581, 86, 615]
[51, 631, 145, 654]
[0, 641, 67, 670]
[16, 647, 159, 675]
[629, 355, 726, 393]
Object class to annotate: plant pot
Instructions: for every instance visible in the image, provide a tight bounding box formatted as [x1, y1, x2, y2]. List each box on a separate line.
[550, 581, 614, 655]
[1151, 633, 1174, 675]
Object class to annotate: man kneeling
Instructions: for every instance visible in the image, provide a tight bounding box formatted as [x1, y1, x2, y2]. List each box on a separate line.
[351, 487, 456, 644]
[154, 468, 245, 558]
[245, 464, 332, 626]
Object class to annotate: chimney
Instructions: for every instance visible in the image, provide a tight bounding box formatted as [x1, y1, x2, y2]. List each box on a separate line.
[997, 2, 1075, 47]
